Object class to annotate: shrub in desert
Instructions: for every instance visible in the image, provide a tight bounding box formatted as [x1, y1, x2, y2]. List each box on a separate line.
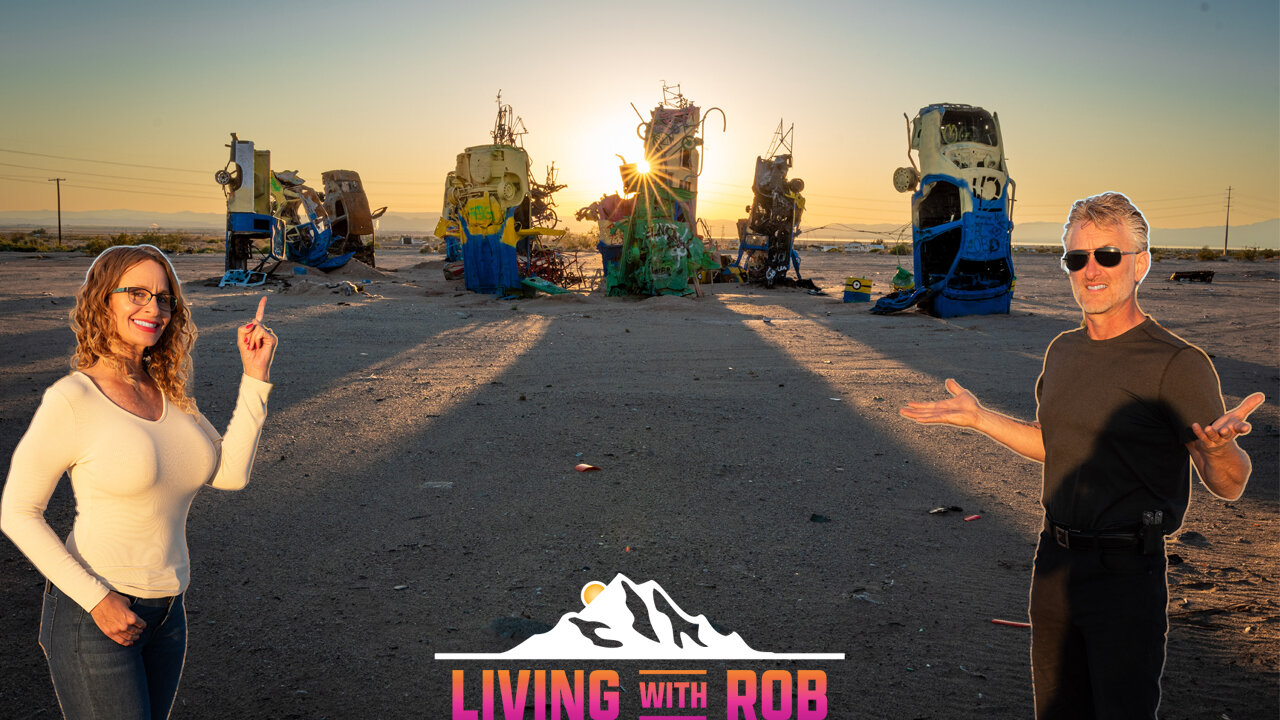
[147, 233, 187, 254]
[1196, 246, 1218, 261]
[0, 233, 48, 252]
[82, 233, 136, 255]
[554, 232, 598, 251]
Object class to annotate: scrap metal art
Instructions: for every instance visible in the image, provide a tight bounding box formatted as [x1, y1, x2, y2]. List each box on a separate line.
[873, 104, 1015, 318]
[322, 170, 380, 266]
[732, 120, 807, 287]
[434, 93, 566, 294]
[582, 84, 724, 297]
[214, 133, 385, 286]
[215, 134, 276, 286]
[519, 236, 593, 290]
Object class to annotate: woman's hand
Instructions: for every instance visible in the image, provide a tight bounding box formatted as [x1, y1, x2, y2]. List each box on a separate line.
[238, 296, 278, 383]
[90, 591, 146, 646]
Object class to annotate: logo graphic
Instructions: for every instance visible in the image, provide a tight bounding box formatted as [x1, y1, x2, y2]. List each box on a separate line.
[435, 573, 844, 660]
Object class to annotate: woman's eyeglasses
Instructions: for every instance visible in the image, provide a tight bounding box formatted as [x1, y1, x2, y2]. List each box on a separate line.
[1061, 247, 1144, 272]
[111, 287, 177, 312]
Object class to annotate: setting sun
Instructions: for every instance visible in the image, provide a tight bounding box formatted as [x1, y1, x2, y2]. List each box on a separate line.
[635, 159, 651, 175]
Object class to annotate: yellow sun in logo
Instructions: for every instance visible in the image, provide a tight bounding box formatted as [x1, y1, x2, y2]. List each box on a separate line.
[581, 581, 606, 606]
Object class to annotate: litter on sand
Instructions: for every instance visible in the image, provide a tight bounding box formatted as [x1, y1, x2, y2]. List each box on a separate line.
[1169, 271, 1214, 283]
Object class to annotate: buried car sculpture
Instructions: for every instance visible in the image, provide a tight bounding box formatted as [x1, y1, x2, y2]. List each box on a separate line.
[580, 83, 724, 297]
[434, 93, 566, 294]
[214, 133, 385, 285]
[732, 120, 807, 287]
[874, 104, 1015, 318]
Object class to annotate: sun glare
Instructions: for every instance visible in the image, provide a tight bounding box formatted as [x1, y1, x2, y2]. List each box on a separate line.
[636, 159, 651, 175]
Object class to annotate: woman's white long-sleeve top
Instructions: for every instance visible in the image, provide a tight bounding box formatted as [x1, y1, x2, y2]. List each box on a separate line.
[1, 372, 271, 612]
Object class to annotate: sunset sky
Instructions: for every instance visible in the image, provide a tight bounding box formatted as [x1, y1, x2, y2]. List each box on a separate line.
[1, 0, 1276, 232]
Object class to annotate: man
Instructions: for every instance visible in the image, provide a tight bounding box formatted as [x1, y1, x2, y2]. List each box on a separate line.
[899, 191, 1264, 719]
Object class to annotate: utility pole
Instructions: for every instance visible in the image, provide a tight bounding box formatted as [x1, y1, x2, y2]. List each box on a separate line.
[47, 178, 65, 247]
[1222, 186, 1231, 257]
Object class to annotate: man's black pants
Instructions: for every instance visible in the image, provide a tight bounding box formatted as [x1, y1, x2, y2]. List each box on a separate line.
[1029, 529, 1168, 719]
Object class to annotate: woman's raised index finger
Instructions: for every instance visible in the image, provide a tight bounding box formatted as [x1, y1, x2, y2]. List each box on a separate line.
[254, 296, 267, 324]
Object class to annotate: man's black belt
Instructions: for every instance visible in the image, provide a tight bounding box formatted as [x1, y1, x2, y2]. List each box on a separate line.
[1049, 521, 1142, 551]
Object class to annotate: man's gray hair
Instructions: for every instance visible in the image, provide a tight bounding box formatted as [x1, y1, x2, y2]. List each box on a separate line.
[1062, 192, 1150, 252]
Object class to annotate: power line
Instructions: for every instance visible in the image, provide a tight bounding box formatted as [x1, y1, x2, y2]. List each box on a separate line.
[0, 158, 439, 198]
[1140, 209, 1235, 221]
[0, 161, 209, 189]
[58, 183, 216, 201]
[699, 179, 905, 205]
[0, 174, 55, 185]
[20, 179, 213, 202]
[1228, 198, 1277, 213]
[0, 146, 463, 190]
[1230, 192, 1277, 205]
[0, 148, 206, 175]
[0, 173, 217, 201]
[1014, 192, 1224, 209]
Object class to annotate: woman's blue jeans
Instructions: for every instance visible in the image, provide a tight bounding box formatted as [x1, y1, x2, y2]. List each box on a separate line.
[39, 582, 187, 720]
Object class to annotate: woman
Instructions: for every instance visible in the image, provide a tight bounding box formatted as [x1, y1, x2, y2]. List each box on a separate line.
[1, 244, 277, 719]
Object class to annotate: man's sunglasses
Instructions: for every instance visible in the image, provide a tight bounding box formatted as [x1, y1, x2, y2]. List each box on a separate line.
[1060, 247, 1144, 272]
[111, 287, 178, 312]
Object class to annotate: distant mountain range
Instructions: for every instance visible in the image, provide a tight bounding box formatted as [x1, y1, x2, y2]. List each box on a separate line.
[0, 210, 1273, 250]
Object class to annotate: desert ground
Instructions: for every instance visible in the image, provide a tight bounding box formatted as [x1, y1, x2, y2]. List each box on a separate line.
[0, 244, 1276, 719]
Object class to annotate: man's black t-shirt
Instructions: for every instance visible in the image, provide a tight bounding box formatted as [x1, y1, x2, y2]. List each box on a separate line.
[1035, 318, 1224, 532]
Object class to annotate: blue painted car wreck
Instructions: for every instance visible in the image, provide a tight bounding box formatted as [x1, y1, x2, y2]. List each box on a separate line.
[214, 134, 385, 286]
[874, 104, 1015, 318]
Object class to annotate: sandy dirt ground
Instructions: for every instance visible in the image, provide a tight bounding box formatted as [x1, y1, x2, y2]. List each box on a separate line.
[0, 244, 1275, 719]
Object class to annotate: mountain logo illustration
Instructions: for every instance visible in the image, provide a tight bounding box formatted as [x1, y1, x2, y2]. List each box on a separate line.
[435, 573, 844, 660]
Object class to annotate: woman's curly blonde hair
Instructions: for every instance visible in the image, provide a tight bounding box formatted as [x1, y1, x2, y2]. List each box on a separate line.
[71, 244, 198, 413]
